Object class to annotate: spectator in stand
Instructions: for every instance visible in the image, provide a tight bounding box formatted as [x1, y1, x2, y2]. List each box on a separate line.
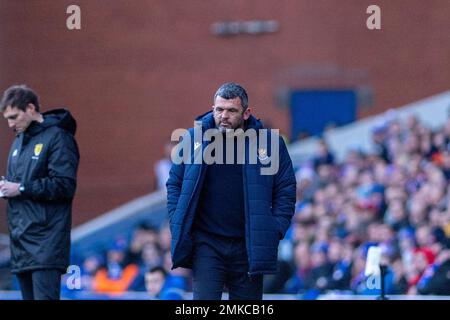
[440, 150, 450, 180]
[145, 266, 166, 298]
[372, 124, 389, 162]
[313, 139, 335, 169]
[92, 240, 139, 294]
[384, 199, 410, 232]
[327, 238, 352, 291]
[124, 222, 159, 265]
[79, 254, 103, 291]
[295, 166, 319, 203]
[407, 247, 436, 294]
[284, 241, 311, 294]
[390, 257, 409, 294]
[129, 241, 164, 291]
[145, 266, 185, 300]
[417, 248, 450, 295]
[303, 242, 334, 293]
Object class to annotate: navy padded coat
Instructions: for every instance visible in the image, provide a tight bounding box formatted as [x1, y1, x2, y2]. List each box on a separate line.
[166, 111, 296, 275]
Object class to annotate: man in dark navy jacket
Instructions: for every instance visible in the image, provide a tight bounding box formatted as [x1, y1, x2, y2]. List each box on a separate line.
[167, 83, 296, 300]
[0, 85, 79, 300]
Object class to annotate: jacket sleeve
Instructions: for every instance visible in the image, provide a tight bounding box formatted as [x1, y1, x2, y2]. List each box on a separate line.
[21, 130, 80, 202]
[166, 161, 184, 222]
[166, 128, 195, 221]
[272, 136, 297, 239]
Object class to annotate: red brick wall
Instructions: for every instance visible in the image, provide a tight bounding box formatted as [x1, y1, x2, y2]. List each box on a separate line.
[1, 0, 449, 231]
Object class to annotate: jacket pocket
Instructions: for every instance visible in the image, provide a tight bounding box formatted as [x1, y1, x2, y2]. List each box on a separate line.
[269, 214, 283, 240]
[26, 203, 48, 226]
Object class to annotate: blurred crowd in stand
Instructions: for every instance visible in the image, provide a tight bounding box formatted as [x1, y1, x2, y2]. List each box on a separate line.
[60, 222, 188, 299]
[274, 112, 450, 297]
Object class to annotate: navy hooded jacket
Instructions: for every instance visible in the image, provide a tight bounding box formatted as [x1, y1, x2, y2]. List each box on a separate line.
[166, 111, 296, 275]
[5, 108, 80, 274]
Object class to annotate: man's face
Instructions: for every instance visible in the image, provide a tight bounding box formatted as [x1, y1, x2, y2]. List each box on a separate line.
[3, 105, 34, 135]
[145, 271, 165, 296]
[212, 96, 251, 132]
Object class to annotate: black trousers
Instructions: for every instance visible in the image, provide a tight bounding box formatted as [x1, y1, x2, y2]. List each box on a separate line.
[192, 230, 263, 300]
[16, 269, 62, 300]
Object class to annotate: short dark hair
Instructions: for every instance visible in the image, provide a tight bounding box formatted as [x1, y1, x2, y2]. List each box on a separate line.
[0, 84, 40, 113]
[214, 82, 248, 110]
[147, 266, 167, 277]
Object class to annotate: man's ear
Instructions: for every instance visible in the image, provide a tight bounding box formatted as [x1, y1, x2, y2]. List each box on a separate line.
[243, 107, 251, 120]
[26, 103, 36, 114]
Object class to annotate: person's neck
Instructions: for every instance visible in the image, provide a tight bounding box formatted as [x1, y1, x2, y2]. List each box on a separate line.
[32, 113, 44, 123]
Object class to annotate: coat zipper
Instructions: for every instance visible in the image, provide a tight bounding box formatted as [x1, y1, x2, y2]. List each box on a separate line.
[243, 154, 253, 277]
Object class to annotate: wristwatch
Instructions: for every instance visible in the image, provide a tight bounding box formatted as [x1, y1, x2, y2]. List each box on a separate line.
[19, 184, 25, 193]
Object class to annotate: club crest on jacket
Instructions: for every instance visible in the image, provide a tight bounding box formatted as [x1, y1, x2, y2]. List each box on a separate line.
[34, 143, 43, 156]
[258, 148, 268, 161]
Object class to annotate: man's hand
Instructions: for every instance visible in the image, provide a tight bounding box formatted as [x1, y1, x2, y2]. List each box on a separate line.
[0, 181, 21, 198]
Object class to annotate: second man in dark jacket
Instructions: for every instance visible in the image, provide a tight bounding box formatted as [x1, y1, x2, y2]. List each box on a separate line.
[0, 85, 80, 300]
